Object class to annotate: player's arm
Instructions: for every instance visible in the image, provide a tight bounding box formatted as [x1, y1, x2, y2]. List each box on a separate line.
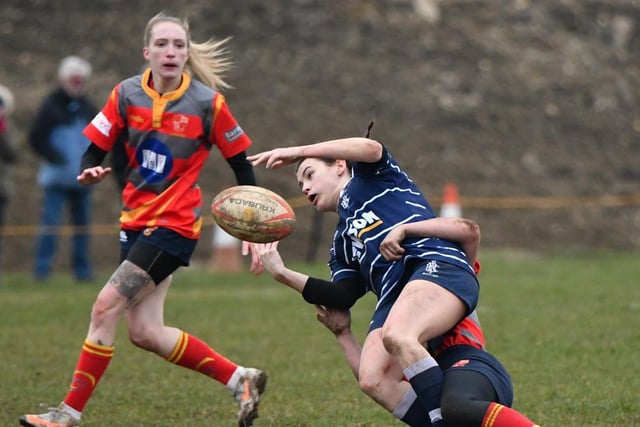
[77, 143, 112, 185]
[248, 137, 383, 169]
[256, 242, 364, 309]
[380, 217, 480, 264]
[226, 151, 256, 186]
[78, 85, 126, 185]
[315, 306, 361, 379]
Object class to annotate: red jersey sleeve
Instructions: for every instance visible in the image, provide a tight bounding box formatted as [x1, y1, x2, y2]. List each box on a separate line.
[210, 93, 252, 159]
[83, 85, 126, 151]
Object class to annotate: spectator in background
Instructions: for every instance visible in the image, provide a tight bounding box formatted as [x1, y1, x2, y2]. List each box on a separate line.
[28, 56, 97, 282]
[0, 84, 18, 287]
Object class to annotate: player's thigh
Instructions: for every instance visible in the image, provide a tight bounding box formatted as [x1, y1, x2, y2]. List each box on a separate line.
[385, 279, 467, 343]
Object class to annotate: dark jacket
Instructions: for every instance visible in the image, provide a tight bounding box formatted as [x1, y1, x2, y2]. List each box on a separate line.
[0, 120, 17, 200]
[29, 87, 97, 188]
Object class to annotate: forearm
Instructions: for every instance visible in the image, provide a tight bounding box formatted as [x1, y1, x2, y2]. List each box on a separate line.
[335, 330, 362, 379]
[402, 217, 480, 263]
[271, 265, 309, 294]
[298, 138, 382, 163]
[79, 143, 108, 171]
[226, 151, 257, 186]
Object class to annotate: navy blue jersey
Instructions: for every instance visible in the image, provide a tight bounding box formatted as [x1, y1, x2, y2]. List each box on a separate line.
[328, 146, 476, 300]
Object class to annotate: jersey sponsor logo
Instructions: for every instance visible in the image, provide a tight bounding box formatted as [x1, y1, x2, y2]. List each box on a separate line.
[129, 114, 144, 124]
[91, 111, 112, 137]
[346, 210, 383, 239]
[346, 210, 382, 262]
[350, 237, 364, 261]
[135, 137, 174, 184]
[224, 125, 244, 142]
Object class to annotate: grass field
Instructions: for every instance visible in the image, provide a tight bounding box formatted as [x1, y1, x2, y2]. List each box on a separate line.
[1, 249, 639, 426]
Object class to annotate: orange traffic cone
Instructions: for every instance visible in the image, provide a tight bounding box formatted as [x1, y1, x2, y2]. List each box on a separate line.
[209, 223, 243, 273]
[440, 183, 462, 218]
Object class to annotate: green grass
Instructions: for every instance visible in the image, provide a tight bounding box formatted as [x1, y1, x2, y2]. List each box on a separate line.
[1, 250, 639, 426]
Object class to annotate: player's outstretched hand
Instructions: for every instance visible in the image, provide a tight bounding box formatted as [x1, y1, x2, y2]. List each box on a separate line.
[251, 241, 287, 278]
[77, 166, 112, 185]
[242, 241, 264, 275]
[248, 147, 302, 169]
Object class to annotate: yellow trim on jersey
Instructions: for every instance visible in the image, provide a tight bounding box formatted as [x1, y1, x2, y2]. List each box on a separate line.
[140, 69, 192, 128]
[357, 220, 383, 239]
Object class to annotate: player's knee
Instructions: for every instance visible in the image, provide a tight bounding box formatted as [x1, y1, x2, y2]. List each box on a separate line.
[380, 326, 412, 357]
[358, 370, 385, 400]
[90, 294, 122, 324]
[127, 323, 156, 351]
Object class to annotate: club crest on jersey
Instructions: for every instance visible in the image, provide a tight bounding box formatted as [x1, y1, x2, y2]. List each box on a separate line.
[136, 137, 174, 184]
[422, 260, 440, 277]
[347, 210, 383, 239]
[341, 194, 350, 210]
[172, 114, 189, 133]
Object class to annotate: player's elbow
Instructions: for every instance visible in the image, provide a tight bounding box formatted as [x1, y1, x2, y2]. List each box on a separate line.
[461, 219, 480, 244]
[360, 138, 384, 162]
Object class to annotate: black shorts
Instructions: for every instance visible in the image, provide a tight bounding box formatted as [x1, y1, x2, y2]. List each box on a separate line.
[119, 227, 198, 284]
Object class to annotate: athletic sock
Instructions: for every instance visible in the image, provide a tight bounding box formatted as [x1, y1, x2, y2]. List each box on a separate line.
[63, 340, 114, 413]
[404, 356, 445, 427]
[166, 330, 238, 385]
[482, 402, 540, 427]
[392, 387, 431, 427]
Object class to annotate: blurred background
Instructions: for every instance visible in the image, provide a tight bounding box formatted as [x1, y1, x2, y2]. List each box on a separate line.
[1, 0, 639, 273]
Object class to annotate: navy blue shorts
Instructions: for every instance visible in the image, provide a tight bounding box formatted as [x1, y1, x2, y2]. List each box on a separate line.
[119, 227, 198, 266]
[438, 345, 514, 406]
[369, 260, 479, 332]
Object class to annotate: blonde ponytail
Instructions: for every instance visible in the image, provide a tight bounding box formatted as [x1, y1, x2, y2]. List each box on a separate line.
[187, 38, 233, 91]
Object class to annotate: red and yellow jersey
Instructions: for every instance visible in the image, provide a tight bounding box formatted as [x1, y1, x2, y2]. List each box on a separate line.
[83, 69, 251, 239]
[431, 309, 486, 357]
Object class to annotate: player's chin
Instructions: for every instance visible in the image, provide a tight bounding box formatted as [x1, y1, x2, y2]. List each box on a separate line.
[159, 67, 181, 79]
[315, 202, 333, 213]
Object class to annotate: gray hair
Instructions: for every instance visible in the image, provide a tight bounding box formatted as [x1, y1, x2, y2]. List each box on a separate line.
[0, 84, 15, 113]
[58, 56, 92, 80]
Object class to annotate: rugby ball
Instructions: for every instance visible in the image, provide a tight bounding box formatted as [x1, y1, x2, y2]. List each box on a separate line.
[211, 185, 296, 243]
